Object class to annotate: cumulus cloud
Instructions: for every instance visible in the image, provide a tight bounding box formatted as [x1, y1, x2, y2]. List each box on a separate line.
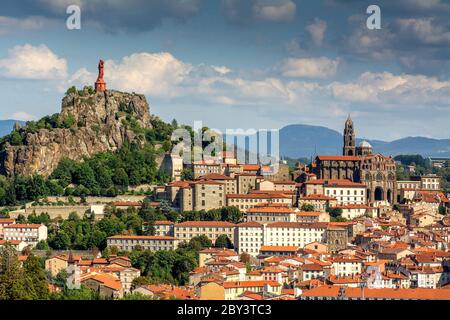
[252, 0, 296, 22]
[279, 57, 339, 79]
[0, 44, 67, 80]
[222, 0, 296, 24]
[396, 17, 450, 45]
[306, 18, 327, 46]
[330, 72, 450, 106]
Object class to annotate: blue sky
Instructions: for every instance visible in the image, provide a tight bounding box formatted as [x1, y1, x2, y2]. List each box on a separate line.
[1, 0, 450, 140]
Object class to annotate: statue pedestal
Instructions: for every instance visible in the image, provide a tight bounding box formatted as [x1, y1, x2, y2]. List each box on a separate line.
[95, 79, 106, 92]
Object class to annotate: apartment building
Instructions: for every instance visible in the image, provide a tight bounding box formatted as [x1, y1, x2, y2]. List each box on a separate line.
[226, 193, 293, 212]
[3, 224, 47, 247]
[298, 194, 337, 212]
[334, 204, 375, 220]
[0, 218, 15, 239]
[296, 211, 330, 223]
[246, 206, 297, 223]
[236, 173, 262, 194]
[182, 180, 226, 212]
[154, 220, 175, 236]
[174, 221, 236, 245]
[190, 161, 222, 179]
[330, 256, 363, 277]
[264, 222, 328, 248]
[0, 239, 27, 251]
[235, 221, 264, 257]
[223, 280, 282, 300]
[106, 235, 178, 252]
[198, 173, 237, 195]
[303, 179, 366, 205]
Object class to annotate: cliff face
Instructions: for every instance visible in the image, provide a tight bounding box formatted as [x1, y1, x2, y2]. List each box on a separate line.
[1, 89, 151, 177]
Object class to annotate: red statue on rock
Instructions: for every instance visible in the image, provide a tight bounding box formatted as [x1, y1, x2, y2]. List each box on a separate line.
[95, 59, 106, 92]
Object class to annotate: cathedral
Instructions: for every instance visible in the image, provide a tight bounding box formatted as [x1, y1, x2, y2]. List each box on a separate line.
[313, 116, 397, 204]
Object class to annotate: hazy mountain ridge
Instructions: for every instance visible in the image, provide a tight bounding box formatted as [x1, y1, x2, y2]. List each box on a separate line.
[280, 124, 450, 158]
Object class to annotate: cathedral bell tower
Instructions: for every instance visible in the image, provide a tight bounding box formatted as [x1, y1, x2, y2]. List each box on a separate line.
[343, 115, 356, 156]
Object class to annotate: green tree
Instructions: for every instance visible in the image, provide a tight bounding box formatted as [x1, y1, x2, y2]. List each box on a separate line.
[188, 235, 212, 251]
[327, 207, 343, 219]
[215, 234, 233, 249]
[23, 254, 49, 299]
[181, 168, 194, 181]
[301, 203, 315, 212]
[0, 245, 26, 300]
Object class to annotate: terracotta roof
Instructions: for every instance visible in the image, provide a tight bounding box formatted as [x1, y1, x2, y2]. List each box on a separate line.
[0, 240, 23, 245]
[301, 285, 450, 300]
[223, 280, 281, 288]
[237, 221, 263, 228]
[260, 246, 299, 252]
[301, 194, 336, 200]
[0, 218, 15, 223]
[247, 206, 295, 213]
[4, 224, 42, 229]
[305, 179, 365, 188]
[107, 235, 177, 240]
[226, 193, 291, 199]
[198, 173, 234, 180]
[175, 221, 235, 227]
[81, 273, 122, 291]
[316, 155, 360, 161]
[266, 222, 329, 229]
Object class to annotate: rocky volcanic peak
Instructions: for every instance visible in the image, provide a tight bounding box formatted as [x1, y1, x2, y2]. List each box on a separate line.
[1, 89, 152, 177]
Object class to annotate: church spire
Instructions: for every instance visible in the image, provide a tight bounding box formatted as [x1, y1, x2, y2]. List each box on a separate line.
[343, 115, 356, 156]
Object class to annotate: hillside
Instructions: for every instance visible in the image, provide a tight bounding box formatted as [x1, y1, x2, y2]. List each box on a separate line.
[0, 87, 152, 177]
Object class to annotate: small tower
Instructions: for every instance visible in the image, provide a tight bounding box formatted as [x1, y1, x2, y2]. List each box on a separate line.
[343, 115, 356, 156]
[95, 59, 106, 92]
[66, 251, 81, 290]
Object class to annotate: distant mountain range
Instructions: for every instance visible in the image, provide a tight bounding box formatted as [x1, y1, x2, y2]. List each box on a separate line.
[2, 120, 449, 158]
[280, 124, 450, 159]
[0, 120, 26, 138]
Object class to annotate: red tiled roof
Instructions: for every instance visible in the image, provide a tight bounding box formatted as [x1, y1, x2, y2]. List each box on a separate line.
[316, 155, 360, 161]
[302, 285, 450, 300]
[175, 221, 235, 227]
[4, 224, 42, 229]
[107, 235, 177, 240]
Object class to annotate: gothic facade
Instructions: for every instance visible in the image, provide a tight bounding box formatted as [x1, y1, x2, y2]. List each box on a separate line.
[313, 116, 397, 204]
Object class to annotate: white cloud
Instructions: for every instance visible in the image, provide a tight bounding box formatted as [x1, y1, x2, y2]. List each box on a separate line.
[279, 57, 339, 79]
[100, 52, 193, 97]
[330, 72, 450, 106]
[253, 0, 296, 22]
[0, 44, 67, 80]
[306, 18, 327, 46]
[11, 111, 36, 121]
[396, 17, 450, 45]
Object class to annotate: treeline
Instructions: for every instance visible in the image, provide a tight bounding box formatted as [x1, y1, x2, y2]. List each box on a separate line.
[0, 247, 49, 300]
[32, 200, 242, 252]
[395, 154, 450, 190]
[0, 143, 169, 205]
[45, 200, 168, 251]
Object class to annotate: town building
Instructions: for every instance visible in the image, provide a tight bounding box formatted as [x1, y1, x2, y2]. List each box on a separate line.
[106, 235, 178, 252]
[3, 223, 47, 247]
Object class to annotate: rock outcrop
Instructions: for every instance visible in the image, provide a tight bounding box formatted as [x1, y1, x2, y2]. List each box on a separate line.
[1, 89, 151, 177]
